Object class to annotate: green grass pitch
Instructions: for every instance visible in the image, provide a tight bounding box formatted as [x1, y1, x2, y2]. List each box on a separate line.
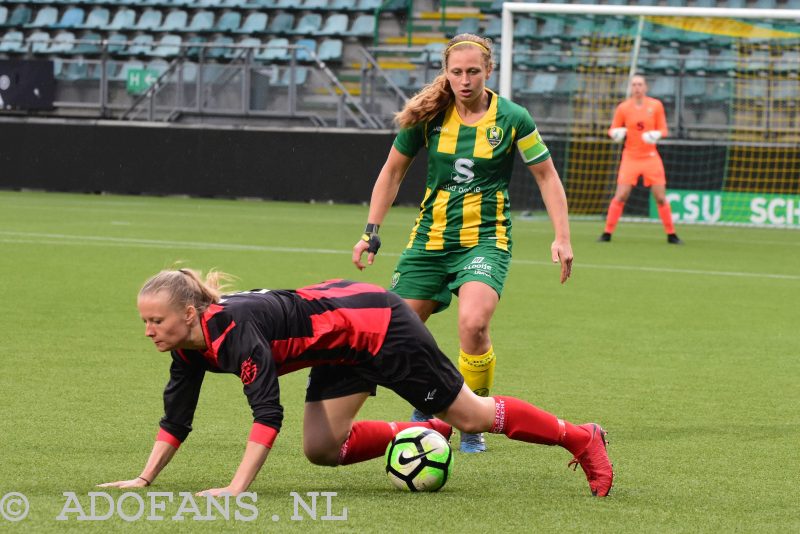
[0, 190, 798, 533]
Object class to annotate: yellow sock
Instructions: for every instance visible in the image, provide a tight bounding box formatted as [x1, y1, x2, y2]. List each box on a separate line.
[458, 346, 496, 397]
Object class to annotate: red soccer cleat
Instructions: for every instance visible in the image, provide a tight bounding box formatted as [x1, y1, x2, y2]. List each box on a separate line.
[427, 418, 453, 442]
[568, 423, 614, 497]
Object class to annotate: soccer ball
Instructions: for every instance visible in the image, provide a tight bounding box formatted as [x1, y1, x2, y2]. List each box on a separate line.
[385, 426, 453, 492]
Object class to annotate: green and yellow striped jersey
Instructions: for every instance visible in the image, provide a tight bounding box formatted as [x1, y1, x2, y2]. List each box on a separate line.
[393, 90, 550, 253]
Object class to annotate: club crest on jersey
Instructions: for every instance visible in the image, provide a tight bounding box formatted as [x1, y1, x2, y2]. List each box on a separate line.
[390, 271, 401, 289]
[486, 126, 504, 147]
[240, 357, 258, 385]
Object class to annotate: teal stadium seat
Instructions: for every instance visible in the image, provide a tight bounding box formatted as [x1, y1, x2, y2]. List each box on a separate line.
[81, 8, 110, 30]
[134, 9, 163, 32]
[47, 31, 76, 53]
[26, 7, 58, 29]
[26, 31, 51, 54]
[206, 36, 235, 59]
[277, 66, 308, 86]
[6, 6, 32, 28]
[0, 31, 25, 54]
[59, 59, 91, 81]
[357, 0, 383, 11]
[258, 37, 290, 62]
[0, 7, 7, 28]
[275, 0, 303, 9]
[410, 42, 444, 67]
[150, 34, 182, 58]
[122, 34, 155, 56]
[54, 7, 85, 30]
[294, 38, 317, 61]
[267, 13, 295, 35]
[527, 72, 559, 96]
[319, 13, 349, 36]
[649, 76, 677, 102]
[329, 0, 357, 11]
[454, 17, 480, 37]
[234, 12, 268, 34]
[187, 11, 215, 33]
[292, 13, 322, 35]
[197, 0, 224, 8]
[105, 9, 137, 31]
[72, 32, 103, 56]
[347, 14, 375, 37]
[538, 17, 566, 43]
[303, 0, 329, 10]
[221, 0, 246, 7]
[213, 11, 242, 33]
[160, 11, 189, 33]
[685, 48, 710, 73]
[105, 33, 128, 56]
[234, 37, 263, 59]
[485, 17, 501, 39]
[682, 77, 707, 103]
[650, 46, 681, 73]
[527, 43, 562, 71]
[241, 0, 277, 8]
[317, 38, 343, 62]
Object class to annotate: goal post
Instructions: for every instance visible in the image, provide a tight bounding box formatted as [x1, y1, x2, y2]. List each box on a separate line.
[498, 3, 800, 228]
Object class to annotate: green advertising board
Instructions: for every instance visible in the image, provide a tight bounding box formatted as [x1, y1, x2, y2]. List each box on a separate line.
[126, 69, 159, 95]
[650, 189, 800, 227]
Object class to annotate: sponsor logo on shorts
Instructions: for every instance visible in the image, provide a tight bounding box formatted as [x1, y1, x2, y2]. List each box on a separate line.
[390, 272, 400, 289]
[463, 257, 493, 278]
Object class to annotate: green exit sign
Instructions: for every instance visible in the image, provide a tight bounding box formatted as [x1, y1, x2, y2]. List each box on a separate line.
[126, 69, 159, 95]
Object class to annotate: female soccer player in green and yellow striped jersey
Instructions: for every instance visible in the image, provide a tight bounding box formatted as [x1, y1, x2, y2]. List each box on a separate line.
[352, 34, 573, 453]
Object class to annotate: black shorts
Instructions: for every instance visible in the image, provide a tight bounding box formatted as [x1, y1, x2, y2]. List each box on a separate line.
[306, 293, 464, 415]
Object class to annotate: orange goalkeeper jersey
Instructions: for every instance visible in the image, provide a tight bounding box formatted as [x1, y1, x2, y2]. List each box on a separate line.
[609, 96, 668, 158]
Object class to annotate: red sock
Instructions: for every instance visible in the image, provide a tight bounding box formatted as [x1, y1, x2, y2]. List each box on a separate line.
[657, 202, 676, 234]
[338, 420, 451, 465]
[604, 199, 625, 234]
[489, 396, 590, 456]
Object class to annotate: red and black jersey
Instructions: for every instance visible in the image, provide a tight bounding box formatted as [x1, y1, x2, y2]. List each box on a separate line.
[159, 279, 392, 444]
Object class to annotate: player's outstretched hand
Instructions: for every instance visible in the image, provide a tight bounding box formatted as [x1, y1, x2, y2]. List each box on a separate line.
[551, 239, 574, 284]
[196, 487, 239, 497]
[97, 478, 149, 489]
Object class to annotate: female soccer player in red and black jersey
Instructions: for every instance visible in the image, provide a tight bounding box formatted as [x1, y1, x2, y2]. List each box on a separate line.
[99, 269, 612, 497]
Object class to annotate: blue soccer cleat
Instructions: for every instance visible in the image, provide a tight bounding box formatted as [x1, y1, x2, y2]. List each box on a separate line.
[410, 408, 432, 422]
[459, 432, 486, 453]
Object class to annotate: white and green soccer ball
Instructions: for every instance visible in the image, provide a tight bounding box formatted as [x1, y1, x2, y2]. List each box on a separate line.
[385, 426, 453, 492]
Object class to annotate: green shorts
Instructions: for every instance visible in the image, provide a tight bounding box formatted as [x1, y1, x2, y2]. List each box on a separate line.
[389, 244, 511, 313]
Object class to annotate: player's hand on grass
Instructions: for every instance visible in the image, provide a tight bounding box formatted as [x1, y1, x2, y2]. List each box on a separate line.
[551, 239, 573, 284]
[97, 477, 150, 489]
[196, 486, 240, 497]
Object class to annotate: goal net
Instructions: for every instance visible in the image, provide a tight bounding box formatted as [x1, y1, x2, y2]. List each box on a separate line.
[497, 3, 800, 228]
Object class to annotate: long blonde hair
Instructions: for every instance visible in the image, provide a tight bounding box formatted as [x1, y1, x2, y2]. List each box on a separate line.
[139, 268, 236, 313]
[394, 34, 494, 129]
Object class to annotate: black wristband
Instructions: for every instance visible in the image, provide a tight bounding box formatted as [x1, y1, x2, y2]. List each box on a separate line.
[137, 476, 152, 486]
[364, 223, 380, 235]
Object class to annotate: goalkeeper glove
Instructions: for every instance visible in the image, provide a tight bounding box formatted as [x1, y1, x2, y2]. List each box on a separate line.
[609, 127, 627, 143]
[642, 130, 662, 144]
[361, 223, 381, 255]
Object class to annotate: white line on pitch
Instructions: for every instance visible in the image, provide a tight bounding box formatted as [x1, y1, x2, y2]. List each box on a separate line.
[1, 231, 798, 281]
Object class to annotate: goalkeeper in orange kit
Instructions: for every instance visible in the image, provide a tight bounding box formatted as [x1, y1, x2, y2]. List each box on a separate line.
[599, 75, 683, 244]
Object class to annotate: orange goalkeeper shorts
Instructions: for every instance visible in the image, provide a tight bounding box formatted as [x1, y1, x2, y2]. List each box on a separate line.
[617, 153, 666, 187]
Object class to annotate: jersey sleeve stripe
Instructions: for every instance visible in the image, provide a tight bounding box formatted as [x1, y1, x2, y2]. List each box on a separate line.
[156, 428, 182, 449]
[249, 422, 279, 448]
